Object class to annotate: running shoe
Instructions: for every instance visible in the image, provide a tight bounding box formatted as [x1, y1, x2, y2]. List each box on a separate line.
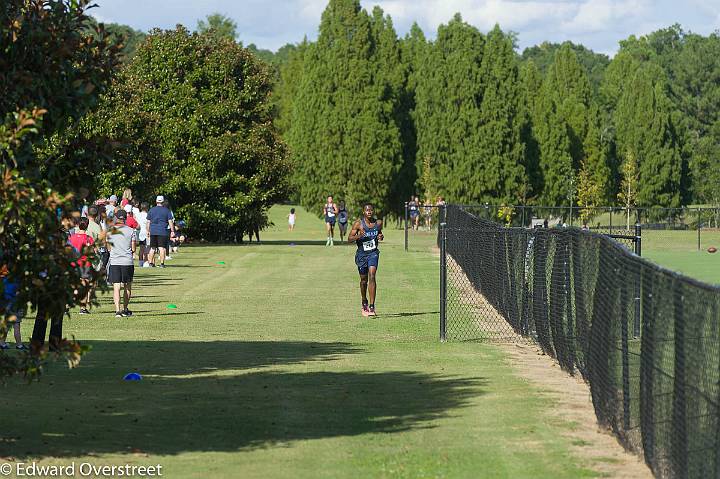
[368, 306, 377, 317]
[325, 238, 330, 246]
[79, 308, 90, 315]
[361, 304, 370, 317]
[123, 309, 133, 317]
[159, 264, 165, 268]
[0, 343, 8, 350]
[115, 311, 124, 318]
[16, 344, 28, 351]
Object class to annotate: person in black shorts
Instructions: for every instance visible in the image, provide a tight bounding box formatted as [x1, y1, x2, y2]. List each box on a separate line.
[348, 203, 383, 317]
[146, 195, 174, 268]
[337, 200, 349, 242]
[107, 210, 137, 317]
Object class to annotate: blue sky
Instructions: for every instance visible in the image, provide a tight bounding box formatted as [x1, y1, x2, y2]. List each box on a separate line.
[91, 0, 720, 56]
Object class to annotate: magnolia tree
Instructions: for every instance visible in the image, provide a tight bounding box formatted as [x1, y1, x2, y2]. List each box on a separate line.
[90, 26, 290, 241]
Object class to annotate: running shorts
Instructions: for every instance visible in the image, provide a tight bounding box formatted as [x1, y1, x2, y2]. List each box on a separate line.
[108, 265, 134, 284]
[355, 249, 380, 275]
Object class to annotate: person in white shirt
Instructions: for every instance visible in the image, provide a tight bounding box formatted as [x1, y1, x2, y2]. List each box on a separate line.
[136, 202, 150, 267]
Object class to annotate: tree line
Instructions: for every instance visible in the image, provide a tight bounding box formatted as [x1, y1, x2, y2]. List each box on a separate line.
[269, 0, 720, 217]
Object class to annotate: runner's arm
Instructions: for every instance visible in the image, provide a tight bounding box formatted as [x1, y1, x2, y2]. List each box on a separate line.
[348, 221, 364, 243]
[377, 220, 384, 241]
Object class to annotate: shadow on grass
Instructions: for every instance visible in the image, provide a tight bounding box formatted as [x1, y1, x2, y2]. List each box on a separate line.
[378, 311, 440, 318]
[246, 240, 353, 246]
[5, 340, 485, 458]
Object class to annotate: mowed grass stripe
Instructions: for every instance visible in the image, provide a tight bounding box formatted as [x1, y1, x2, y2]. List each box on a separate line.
[7, 204, 599, 478]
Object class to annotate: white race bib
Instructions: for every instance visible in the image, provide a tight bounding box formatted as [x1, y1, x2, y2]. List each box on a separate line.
[362, 239, 376, 252]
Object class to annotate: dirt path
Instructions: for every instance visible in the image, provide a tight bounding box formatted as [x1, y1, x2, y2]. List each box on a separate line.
[447, 256, 653, 478]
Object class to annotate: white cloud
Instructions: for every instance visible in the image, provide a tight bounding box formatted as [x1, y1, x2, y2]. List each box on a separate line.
[90, 0, 720, 53]
[561, 0, 650, 33]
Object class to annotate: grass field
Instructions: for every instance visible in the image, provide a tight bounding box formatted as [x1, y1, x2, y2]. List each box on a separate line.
[0, 205, 622, 478]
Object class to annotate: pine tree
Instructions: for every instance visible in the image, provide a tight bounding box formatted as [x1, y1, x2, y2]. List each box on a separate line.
[393, 23, 427, 207]
[414, 14, 485, 203]
[287, 0, 403, 216]
[518, 60, 543, 202]
[614, 63, 682, 208]
[534, 44, 610, 206]
[275, 39, 307, 135]
[533, 84, 573, 206]
[476, 25, 527, 204]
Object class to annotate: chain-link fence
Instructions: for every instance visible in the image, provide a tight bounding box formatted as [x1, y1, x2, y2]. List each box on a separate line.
[439, 204, 720, 479]
[407, 204, 720, 253]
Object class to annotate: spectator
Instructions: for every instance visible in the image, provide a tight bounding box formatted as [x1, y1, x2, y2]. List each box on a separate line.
[124, 204, 139, 229]
[147, 196, 174, 268]
[120, 188, 133, 208]
[86, 205, 102, 243]
[31, 215, 75, 353]
[68, 217, 95, 315]
[136, 202, 150, 267]
[105, 194, 118, 219]
[0, 263, 27, 350]
[107, 209, 136, 317]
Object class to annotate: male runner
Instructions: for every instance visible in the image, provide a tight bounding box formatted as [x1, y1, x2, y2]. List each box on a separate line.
[348, 203, 384, 317]
[337, 200, 349, 242]
[323, 195, 339, 246]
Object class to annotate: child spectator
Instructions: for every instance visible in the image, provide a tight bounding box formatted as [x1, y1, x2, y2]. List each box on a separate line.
[288, 208, 296, 231]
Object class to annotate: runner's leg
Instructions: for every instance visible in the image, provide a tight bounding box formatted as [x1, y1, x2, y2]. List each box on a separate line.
[368, 266, 377, 306]
[360, 273, 368, 304]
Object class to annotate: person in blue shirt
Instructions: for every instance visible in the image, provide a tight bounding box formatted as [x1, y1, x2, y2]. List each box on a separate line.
[146, 195, 175, 268]
[348, 203, 384, 317]
[1, 266, 28, 350]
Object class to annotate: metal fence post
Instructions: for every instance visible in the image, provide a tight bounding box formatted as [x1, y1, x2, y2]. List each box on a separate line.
[634, 222, 642, 338]
[440, 205, 447, 342]
[404, 202, 409, 252]
[697, 207, 701, 251]
[609, 209, 613, 234]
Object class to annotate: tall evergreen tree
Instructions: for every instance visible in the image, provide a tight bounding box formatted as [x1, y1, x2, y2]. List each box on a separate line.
[535, 44, 610, 205]
[287, 0, 403, 215]
[394, 22, 427, 206]
[275, 39, 307, 135]
[476, 25, 526, 203]
[533, 82, 573, 206]
[518, 60, 543, 202]
[614, 63, 682, 207]
[414, 14, 485, 203]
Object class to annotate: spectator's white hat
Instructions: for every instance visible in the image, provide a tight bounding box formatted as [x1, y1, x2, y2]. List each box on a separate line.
[156, 195, 164, 203]
[109, 194, 118, 202]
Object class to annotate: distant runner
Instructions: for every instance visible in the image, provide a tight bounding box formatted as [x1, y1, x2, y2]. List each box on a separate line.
[323, 195, 339, 246]
[337, 200, 349, 242]
[409, 196, 420, 230]
[348, 203, 383, 317]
